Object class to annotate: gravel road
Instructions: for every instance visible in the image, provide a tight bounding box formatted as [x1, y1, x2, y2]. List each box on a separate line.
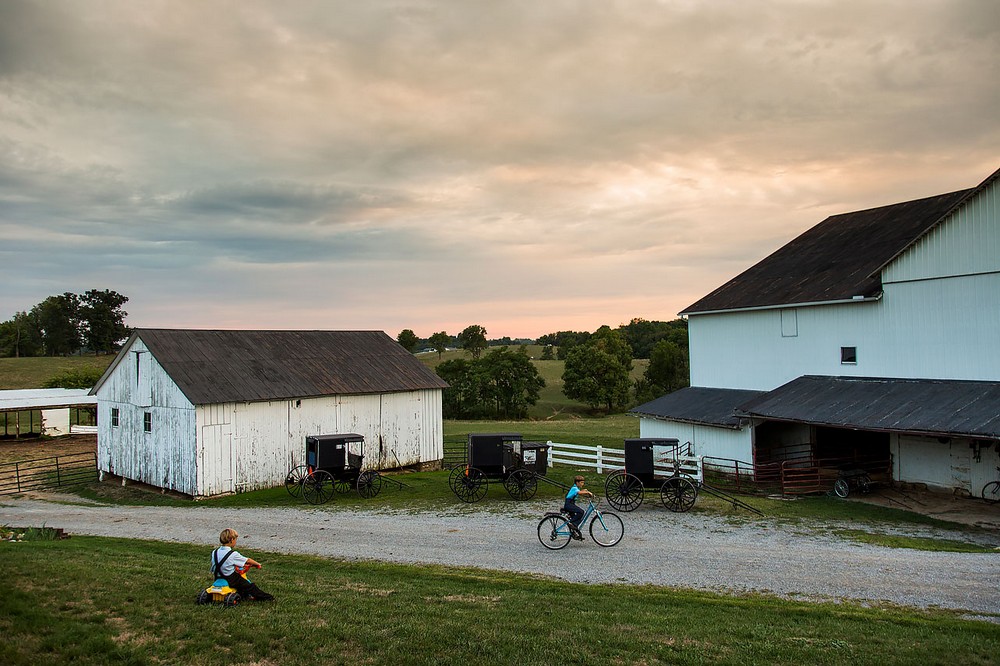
[3, 496, 999, 616]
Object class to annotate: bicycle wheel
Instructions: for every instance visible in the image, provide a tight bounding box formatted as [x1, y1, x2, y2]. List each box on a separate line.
[537, 514, 572, 550]
[284, 465, 309, 498]
[589, 511, 624, 547]
[660, 477, 698, 512]
[981, 480, 1000, 503]
[858, 474, 872, 494]
[503, 469, 538, 500]
[833, 478, 850, 498]
[302, 470, 335, 505]
[605, 471, 644, 512]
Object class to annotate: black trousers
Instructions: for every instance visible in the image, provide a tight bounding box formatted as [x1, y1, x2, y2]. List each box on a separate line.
[224, 573, 274, 601]
[563, 501, 584, 527]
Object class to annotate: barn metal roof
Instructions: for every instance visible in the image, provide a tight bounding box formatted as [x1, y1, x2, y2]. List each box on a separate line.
[736, 375, 1000, 441]
[630, 386, 765, 429]
[684, 166, 1000, 316]
[91, 329, 448, 405]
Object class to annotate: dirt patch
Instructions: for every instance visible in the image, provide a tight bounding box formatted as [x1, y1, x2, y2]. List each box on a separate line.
[0, 434, 96, 465]
[853, 484, 1000, 530]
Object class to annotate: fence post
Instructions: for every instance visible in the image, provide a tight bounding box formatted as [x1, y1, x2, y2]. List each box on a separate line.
[547, 441, 553, 468]
[56, 457, 62, 487]
[15, 461, 20, 493]
[596, 445, 603, 474]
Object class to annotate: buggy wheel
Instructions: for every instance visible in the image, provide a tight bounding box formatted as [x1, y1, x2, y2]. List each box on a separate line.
[357, 470, 382, 499]
[448, 465, 467, 495]
[981, 481, 1000, 503]
[333, 477, 352, 494]
[302, 470, 335, 505]
[504, 469, 538, 500]
[284, 465, 309, 498]
[833, 478, 850, 498]
[537, 514, 572, 550]
[858, 474, 872, 494]
[589, 511, 624, 547]
[196, 589, 210, 605]
[454, 467, 488, 503]
[605, 472, 644, 512]
[660, 477, 698, 512]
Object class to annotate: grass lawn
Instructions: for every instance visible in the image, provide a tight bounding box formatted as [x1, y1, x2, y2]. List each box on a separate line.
[1, 536, 998, 666]
[0, 355, 115, 390]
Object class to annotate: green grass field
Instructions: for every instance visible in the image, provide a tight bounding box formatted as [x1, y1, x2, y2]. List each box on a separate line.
[0, 355, 114, 390]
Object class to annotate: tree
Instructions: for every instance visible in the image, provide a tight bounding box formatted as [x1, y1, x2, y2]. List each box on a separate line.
[0, 311, 43, 357]
[396, 329, 420, 353]
[561, 326, 633, 412]
[80, 289, 130, 354]
[635, 339, 690, 403]
[479, 346, 545, 419]
[32, 293, 82, 356]
[457, 324, 488, 359]
[429, 331, 451, 359]
[540, 344, 555, 360]
[436, 358, 489, 418]
[42, 366, 106, 389]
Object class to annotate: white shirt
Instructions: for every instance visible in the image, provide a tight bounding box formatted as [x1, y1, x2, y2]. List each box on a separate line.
[210, 545, 248, 577]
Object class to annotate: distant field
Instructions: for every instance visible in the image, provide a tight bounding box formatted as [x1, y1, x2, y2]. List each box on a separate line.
[0, 356, 115, 390]
[417, 344, 648, 419]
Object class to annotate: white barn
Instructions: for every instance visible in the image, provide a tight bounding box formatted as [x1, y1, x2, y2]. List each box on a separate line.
[634, 166, 1000, 495]
[90, 329, 448, 497]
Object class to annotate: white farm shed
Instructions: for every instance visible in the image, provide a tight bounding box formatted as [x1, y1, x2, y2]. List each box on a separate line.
[635, 166, 1000, 496]
[90, 329, 448, 497]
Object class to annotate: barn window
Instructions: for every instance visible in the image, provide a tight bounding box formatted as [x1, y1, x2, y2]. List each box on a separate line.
[143, 412, 152, 433]
[111, 408, 119, 428]
[841, 346, 857, 364]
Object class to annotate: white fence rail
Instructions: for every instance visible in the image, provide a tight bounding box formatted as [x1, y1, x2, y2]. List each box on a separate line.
[547, 441, 703, 482]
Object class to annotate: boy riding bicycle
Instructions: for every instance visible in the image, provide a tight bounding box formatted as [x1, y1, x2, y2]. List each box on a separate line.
[564, 475, 594, 540]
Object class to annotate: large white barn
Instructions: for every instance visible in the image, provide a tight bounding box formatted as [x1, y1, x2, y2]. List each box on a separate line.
[634, 166, 1000, 495]
[90, 329, 448, 497]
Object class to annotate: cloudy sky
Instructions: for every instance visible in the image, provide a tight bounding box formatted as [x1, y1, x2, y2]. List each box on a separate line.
[1, 1, 997, 339]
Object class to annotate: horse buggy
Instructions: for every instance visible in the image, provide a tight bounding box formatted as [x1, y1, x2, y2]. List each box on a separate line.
[603, 438, 701, 512]
[284, 433, 387, 504]
[604, 438, 763, 515]
[449, 433, 554, 502]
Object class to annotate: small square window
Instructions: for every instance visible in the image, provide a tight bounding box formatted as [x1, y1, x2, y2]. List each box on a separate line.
[143, 412, 152, 433]
[841, 346, 857, 364]
[111, 408, 119, 428]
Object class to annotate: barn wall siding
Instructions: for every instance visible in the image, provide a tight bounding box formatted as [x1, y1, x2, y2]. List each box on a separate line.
[96, 339, 198, 495]
[638, 417, 753, 463]
[194, 389, 444, 496]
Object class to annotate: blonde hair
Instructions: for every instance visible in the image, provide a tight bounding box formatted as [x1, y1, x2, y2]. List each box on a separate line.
[219, 528, 238, 545]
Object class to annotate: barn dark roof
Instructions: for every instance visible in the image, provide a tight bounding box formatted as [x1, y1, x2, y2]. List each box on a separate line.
[736, 376, 1000, 441]
[631, 386, 765, 429]
[93, 329, 448, 405]
[680, 188, 975, 315]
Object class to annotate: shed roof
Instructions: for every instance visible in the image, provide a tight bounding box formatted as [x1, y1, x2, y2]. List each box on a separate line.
[736, 375, 1000, 441]
[681, 166, 1000, 315]
[630, 386, 765, 429]
[91, 329, 448, 405]
[0, 388, 97, 412]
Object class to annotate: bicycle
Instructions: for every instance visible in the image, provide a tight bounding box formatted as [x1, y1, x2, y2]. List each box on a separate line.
[537, 499, 624, 549]
[981, 467, 1000, 503]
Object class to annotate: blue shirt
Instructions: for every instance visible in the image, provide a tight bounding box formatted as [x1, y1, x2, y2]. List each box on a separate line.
[565, 485, 580, 502]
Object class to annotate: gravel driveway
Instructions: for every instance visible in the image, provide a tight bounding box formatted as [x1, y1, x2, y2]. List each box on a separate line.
[3, 496, 999, 617]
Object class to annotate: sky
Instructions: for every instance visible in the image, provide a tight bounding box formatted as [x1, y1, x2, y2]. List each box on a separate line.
[1, 1, 998, 340]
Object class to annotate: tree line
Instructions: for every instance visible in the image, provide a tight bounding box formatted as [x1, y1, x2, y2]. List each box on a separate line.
[397, 318, 689, 419]
[0, 290, 131, 358]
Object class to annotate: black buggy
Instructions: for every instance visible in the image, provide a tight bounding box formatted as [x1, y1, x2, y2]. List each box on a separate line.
[603, 438, 700, 512]
[284, 433, 384, 505]
[448, 433, 552, 502]
[604, 438, 763, 515]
